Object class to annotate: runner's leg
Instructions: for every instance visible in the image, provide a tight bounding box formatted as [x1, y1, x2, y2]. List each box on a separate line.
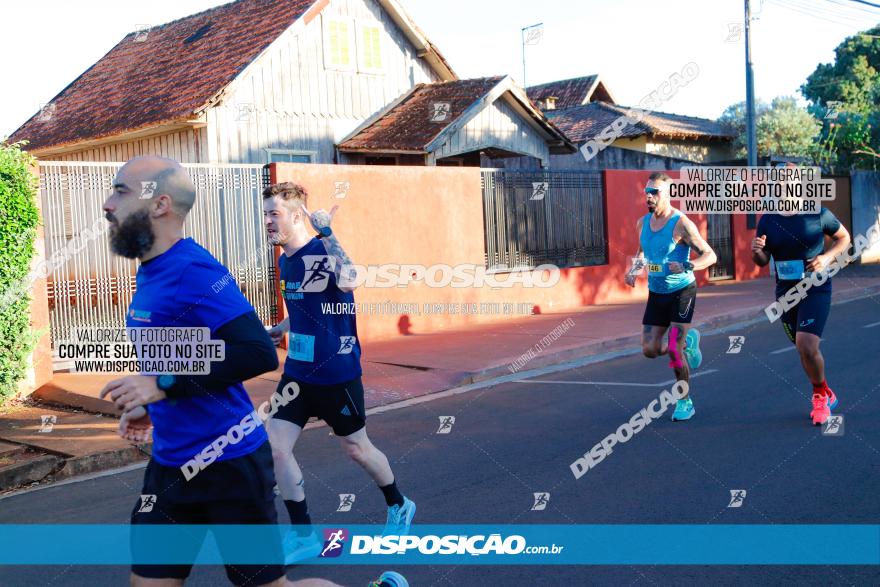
[669, 322, 690, 399]
[338, 427, 394, 487]
[641, 325, 668, 358]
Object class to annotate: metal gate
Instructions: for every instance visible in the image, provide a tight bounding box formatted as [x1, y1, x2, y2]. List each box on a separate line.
[706, 215, 735, 280]
[38, 162, 278, 354]
[481, 169, 608, 270]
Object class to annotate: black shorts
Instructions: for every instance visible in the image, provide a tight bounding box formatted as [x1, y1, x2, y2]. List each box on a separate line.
[775, 284, 831, 343]
[272, 374, 366, 437]
[642, 281, 697, 327]
[131, 440, 285, 585]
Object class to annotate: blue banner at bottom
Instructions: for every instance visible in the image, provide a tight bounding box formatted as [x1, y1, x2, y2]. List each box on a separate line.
[0, 525, 877, 565]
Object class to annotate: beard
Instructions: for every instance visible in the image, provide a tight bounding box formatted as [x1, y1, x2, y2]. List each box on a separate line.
[107, 209, 155, 259]
[267, 230, 289, 246]
[647, 202, 656, 213]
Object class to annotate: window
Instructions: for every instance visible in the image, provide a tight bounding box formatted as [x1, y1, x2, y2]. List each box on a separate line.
[323, 16, 355, 71]
[265, 149, 315, 164]
[357, 21, 383, 74]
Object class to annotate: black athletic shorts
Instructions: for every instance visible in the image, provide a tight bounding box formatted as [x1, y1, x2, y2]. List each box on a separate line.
[642, 281, 697, 327]
[272, 374, 366, 437]
[131, 440, 285, 585]
[775, 283, 832, 343]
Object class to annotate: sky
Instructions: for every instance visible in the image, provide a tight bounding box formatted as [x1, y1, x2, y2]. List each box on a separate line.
[2, 0, 878, 138]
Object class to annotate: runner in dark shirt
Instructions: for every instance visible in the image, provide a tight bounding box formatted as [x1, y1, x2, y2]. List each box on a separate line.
[753, 205, 851, 426]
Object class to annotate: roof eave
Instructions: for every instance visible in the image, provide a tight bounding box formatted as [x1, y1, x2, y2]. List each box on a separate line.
[22, 117, 206, 158]
[337, 147, 426, 155]
[377, 0, 457, 81]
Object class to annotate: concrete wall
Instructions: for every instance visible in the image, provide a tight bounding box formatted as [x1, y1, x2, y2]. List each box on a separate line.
[823, 176, 852, 238]
[270, 163, 750, 343]
[644, 138, 734, 164]
[851, 171, 880, 263]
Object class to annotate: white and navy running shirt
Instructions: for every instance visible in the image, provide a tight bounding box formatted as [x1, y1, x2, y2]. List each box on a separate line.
[126, 237, 268, 467]
[279, 237, 362, 385]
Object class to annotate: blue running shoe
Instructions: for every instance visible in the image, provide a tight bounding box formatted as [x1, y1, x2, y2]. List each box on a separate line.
[283, 530, 321, 565]
[369, 571, 410, 587]
[383, 497, 416, 536]
[683, 328, 702, 370]
[827, 389, 838, 410]
[671, 398, 695, 421]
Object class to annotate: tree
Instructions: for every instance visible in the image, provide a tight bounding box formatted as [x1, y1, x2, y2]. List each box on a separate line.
[718, 97, 820, 159]
[0, 141, 40, 403]
[802, 25, 880, 116]
[801, 25, 880, 171]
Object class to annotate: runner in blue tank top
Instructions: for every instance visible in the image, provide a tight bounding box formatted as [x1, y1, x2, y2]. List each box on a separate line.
[625, 172, 718, 422]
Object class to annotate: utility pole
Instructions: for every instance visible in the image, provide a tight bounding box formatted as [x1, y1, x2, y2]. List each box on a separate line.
[521, 23, 543, 87]
[744, 0, 757, 166]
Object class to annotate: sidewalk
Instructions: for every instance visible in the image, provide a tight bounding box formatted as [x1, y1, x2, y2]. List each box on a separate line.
[3, 265, 879, 492]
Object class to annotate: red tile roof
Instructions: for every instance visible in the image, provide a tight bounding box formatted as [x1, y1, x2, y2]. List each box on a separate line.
[338, 77, 506, 152]
[9, 0, 317, 152]
[526, 75, 599, 109]
[546, 102, 734, 143]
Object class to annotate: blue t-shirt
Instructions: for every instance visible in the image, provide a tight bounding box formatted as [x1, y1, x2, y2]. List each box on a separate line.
[126, 237, 267, 467]
[757, 209, 841, 293]
[279, 238, 362, 385]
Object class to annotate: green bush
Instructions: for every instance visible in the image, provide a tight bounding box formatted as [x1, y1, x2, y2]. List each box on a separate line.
[0, 141, 40, 403]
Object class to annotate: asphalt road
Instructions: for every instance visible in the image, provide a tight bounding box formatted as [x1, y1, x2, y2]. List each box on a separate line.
[1, 296, 878, 586]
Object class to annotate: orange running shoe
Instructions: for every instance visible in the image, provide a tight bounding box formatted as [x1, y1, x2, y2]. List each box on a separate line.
[810, 393, 830, 426]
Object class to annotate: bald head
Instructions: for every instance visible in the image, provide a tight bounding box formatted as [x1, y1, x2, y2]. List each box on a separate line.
[119, 156, 196, 217]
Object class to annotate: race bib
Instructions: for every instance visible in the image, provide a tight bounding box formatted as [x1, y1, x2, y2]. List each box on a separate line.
[775, 259, 805, 280]
[647, 263, 664, 275]
[288, 332, 315, 362]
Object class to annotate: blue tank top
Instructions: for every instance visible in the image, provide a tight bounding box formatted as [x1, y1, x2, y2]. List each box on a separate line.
[639, 212, 695, 294]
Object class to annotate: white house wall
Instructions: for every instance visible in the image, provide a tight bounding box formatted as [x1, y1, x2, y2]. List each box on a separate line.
[208, 0, 439, 164]
[430, 97, 550, 166]
[47, 128, 208, 163]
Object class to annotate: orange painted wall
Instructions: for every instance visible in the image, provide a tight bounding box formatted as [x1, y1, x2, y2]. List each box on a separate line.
[271, 164, 763, 342]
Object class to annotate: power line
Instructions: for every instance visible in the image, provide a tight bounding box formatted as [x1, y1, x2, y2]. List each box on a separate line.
[768, 0, 868, 26]
[777, 0, 868, 23]
[826, 0, 880, 16]
[843, 0, 880, 9]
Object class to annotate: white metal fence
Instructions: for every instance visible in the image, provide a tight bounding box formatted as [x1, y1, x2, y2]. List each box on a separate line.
[38, 162, 278, 362]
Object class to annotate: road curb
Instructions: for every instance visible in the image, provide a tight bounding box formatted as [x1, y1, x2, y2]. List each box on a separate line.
[465, 282, 880, 385]
[0, 444, 150, 494]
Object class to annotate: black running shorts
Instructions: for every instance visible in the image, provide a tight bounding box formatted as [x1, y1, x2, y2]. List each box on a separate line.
[272, 374, 366, 437]
[775, 283, 832, 343]
[642, 281, 698, 327]
[130, 440, 285, 585]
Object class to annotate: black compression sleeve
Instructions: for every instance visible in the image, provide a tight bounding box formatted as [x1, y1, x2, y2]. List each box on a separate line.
[162, 311, 279, 398]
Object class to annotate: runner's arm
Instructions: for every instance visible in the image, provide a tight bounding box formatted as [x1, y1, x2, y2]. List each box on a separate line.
[320, 235, 359, 293]
[751, 216, 771, 266]
[807, 224, 851, 272]
[625, 218, 646, 286]
[161, 311, 280, 398]
[267, 317, 289, 346]
[678, 217, 717, 271]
